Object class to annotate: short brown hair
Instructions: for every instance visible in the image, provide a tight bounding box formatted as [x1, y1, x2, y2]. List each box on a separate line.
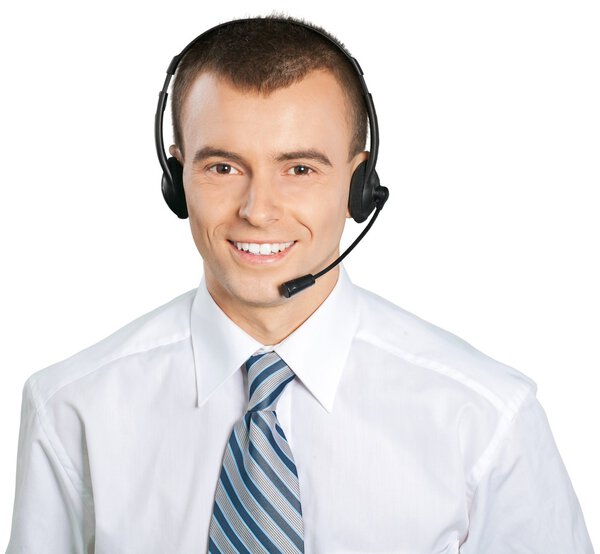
[170, 12, 368, 163]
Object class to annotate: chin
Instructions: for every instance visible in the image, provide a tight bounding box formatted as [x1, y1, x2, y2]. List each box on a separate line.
[226, 274, 288, 307]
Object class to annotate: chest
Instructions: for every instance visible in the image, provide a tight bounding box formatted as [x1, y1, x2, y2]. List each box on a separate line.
[87, 379, 469, 553]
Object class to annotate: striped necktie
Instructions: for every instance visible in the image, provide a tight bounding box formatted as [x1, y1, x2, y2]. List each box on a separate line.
[208, 350, 305, 553]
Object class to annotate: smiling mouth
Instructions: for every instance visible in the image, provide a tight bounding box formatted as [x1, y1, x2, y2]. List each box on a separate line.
[228, 240, 296, 256]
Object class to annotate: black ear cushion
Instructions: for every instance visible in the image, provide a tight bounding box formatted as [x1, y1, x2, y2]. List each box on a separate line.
[349, 160, 380, 223]
[161, 156, 188, 219]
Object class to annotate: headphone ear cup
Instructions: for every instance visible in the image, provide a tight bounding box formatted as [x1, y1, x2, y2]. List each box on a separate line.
[161, 156, 188, 219]
[348, 160, 380, 223]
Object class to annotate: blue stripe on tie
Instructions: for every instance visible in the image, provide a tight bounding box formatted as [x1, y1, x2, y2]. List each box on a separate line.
[211, 501, 252, 554]
[275, 423, 286, 439]
[255, 412, 299, 478]
[210, 503, 246, 553]
[208, 504, 233, 554]
[249, 358, 287, 399]
[252, 374, 296, 412]
[219, 457, 280, 553]
[230, 425, 304, 550]
[248, 435, 302, 514]
[217, 464, 268, 549]
[246, 352, 268, 365]
[208, 537, 227, 554]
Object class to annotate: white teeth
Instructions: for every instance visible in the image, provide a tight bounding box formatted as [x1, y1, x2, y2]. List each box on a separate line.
[233, 241, 294, 255]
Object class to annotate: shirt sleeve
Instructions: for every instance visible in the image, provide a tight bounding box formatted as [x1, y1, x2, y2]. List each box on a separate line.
[460, 388, 595, 553]
[5, 378, 94, 553]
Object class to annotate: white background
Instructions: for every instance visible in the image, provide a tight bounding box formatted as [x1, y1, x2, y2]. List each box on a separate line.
[1, 0, 598, 549]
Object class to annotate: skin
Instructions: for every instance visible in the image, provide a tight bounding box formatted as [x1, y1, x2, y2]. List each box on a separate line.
[169, 68, 368, 345]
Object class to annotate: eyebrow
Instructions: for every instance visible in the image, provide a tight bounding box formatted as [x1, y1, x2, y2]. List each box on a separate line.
[192, 146, 333, 168]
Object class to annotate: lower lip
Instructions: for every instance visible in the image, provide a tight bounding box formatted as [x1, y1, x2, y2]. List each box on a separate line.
[228, 240, 296, 264]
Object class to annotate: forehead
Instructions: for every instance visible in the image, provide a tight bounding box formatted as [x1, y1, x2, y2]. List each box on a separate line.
[180, 69, 353, 157]
[182, 68, 349, 116]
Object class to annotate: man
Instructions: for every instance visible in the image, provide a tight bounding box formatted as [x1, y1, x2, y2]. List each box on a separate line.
[6, 14, 594, 554]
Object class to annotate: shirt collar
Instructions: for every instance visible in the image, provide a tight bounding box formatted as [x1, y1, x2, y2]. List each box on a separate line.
[190, 263, 360, 413]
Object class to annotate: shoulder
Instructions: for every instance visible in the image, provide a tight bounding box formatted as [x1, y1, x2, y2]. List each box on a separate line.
[24, 286, 197, 409]
[353, 283, 537, 417]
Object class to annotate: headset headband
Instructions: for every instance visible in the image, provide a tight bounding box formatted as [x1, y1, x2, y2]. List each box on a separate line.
[154, 17, 379, 186]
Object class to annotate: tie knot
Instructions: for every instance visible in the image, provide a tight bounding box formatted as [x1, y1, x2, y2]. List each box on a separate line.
[244, 351, 295, 412]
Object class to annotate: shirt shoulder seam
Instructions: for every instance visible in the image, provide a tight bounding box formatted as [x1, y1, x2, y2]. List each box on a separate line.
[464, 384, 536, 500]
[30, 333, 192, 410]
[354, 329, 510, 411]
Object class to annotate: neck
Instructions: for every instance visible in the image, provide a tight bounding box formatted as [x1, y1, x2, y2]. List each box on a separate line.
[205, 266, 340, 346]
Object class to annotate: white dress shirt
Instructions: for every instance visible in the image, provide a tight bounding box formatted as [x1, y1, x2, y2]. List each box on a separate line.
[6, 264, 594, 553]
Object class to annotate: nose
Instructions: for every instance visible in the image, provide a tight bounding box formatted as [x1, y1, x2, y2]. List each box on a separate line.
[238, 173, 283, 226]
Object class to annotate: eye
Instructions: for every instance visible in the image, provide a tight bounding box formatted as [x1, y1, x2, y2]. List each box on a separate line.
[208, 163, 240, 175]
[287, 165, 314, 177]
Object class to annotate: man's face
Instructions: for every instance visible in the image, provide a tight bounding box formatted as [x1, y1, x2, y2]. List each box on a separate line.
[173, 69, 367, 309]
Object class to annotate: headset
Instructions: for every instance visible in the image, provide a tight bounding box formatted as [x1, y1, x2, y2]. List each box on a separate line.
[155, 17, 389, 298]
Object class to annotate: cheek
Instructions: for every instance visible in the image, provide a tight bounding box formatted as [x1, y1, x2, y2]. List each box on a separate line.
[184, 185, 232, 249]
[294, 186, 347, 243]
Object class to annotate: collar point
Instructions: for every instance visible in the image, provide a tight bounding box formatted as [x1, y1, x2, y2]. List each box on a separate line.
[321, 400, 335, 414]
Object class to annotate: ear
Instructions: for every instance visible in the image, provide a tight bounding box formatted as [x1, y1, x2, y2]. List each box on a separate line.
[169, 144, 184, 165]
[346, 150, 370, 218]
